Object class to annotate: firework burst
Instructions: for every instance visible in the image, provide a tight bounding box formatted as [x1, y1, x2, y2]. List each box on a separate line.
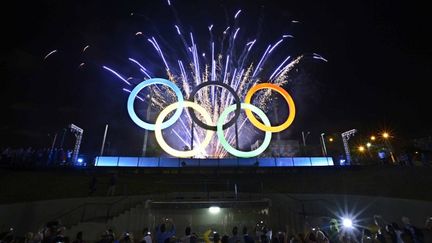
[104, 2, 322, 158]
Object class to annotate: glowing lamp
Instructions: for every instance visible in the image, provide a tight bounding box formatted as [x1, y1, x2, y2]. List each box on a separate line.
[342, 218, 353, 228]
[209, 206, 221, 214]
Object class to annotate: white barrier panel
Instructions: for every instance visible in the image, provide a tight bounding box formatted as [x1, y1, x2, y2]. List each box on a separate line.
[95, 157, 334, 167]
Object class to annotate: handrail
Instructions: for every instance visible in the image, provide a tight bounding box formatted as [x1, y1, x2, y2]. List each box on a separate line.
[38, 196, 132, 229]
[37, 204, 85, 228]
[275, 193, 335, 205]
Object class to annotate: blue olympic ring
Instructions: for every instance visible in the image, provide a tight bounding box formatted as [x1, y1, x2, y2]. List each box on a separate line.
[127, 78, 184, 130]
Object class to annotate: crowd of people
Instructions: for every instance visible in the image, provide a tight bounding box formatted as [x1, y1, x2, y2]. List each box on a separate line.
[1, 145, 431, 169]
[1, 216, 431, 243]
[0, 147, 75, 168]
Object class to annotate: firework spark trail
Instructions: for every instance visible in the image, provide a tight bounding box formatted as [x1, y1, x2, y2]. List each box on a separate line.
[103, 66, 131, 86]
[223, 55, 230, 83]
[103, 4, 316, 158]
[172, 129, 190, 148]
[129, 58, 153, 79]
[152, 37, 170, 71]
[190, 33, 202, 84]
[225, 114, 249, 154]
[223, 26, 230, 34]
[221, 68, 238, 113]
[252, 45, 271, 78]
[140, 68, 152, 80]
[44, 50, 57, 60]
[82, 45, 90, 53]
[313, 53, 328, 62]
[128, 58, 148, 72]
[274, 55, 304, 85]
[211, 42, 216, 81]
[122, 88, 144, 101]
[178, 116, 192, 141]
[178, 60, 190, 93]
[234, 10, 242, 19]
[269, 56, 291, 80]
[174, 25, 181, 35]
[209, 31, 216, 107]
[269, 39, 283, 53]
[233, 28, 240, 39]
[247, 39, 256, 52]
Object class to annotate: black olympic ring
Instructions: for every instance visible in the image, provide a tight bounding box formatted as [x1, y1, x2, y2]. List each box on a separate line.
[188, 82, 241, 131]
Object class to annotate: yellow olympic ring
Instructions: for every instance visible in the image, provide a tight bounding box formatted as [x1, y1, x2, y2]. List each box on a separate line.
[155, 101, 214, 158]
[244, 83, 296, 132]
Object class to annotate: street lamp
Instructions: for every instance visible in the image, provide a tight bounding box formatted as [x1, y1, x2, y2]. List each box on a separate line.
[370, 136, 376, 141]
[366, 143, 371, 148]
[358, 146, 365, 152]
[329, 137, 334, 142]
[302, 131, 311, 146]
[382, 132, 389, 139]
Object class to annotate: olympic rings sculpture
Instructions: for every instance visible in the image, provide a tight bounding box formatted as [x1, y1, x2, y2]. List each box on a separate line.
[127, 78, 296, 158]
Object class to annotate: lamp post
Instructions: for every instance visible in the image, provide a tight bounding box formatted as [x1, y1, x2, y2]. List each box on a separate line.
[302, 131, 310, 155]
[382, 132, 396, 163]
[142, 94, 152, 157]
[320, 133, 327, 157]
[59, 128, 67, 149]
[100, 124, 109, 156]
[302, 131, 310, 146]
[48, 133, 58, 164]
[366, 142, 373, 158]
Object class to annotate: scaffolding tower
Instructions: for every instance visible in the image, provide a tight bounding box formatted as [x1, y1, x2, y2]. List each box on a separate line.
[341, 129, 357, 165]
[69, 123, 84, 164]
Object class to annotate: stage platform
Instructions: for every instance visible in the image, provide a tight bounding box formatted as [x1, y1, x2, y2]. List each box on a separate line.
[94, 156, 334, 167]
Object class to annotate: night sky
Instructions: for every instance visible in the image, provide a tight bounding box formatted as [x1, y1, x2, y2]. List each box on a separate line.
[1, 0, 431, 155]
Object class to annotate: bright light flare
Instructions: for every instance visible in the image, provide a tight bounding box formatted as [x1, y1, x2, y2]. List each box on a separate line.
[209, 206, 221, 214]
[342, 218, 353, 228]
